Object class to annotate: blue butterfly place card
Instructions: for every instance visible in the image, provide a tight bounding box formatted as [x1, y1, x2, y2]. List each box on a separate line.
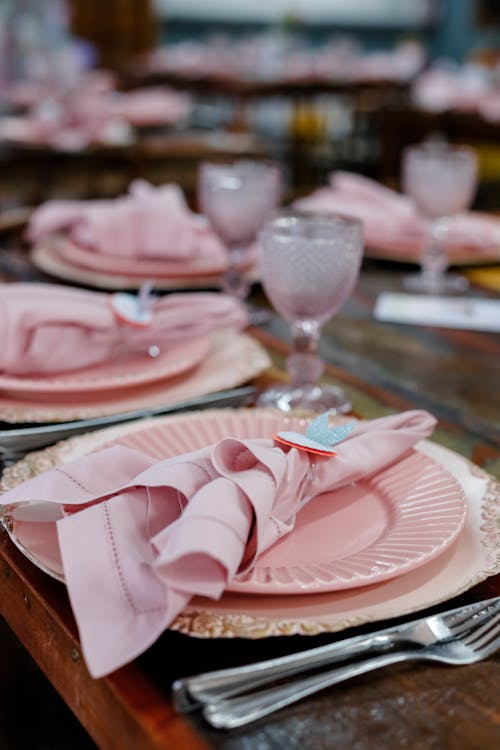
[274, 412, 357, 456]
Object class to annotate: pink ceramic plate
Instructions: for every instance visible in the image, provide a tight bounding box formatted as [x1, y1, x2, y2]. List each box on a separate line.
[0, 336, 209, 396]
[229, 451, 466, 593]
[1, 410, 466, 596]
[0, 331, 271, 422]
[102, 412, 468, 594]
[31, 242, 226, 291]
[365, 228, 500, 266]
[52, 236, 228, 278]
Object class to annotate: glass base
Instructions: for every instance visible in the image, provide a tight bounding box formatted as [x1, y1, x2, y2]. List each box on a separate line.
[256, 383, 351, 415]
[403, 271, 469, 294]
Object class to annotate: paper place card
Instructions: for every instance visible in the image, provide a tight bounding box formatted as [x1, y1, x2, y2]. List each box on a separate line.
[374, 292, 500, 332]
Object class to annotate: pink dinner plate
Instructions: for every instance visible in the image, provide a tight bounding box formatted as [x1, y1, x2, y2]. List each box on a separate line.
[0, 336, 209, 397]
[31, 241, 224, 291]
[106, 412, 467, 594]
[52, 236, 228, 278]
[3, 410, 467, 597]
[365, 227, 500, 266]
[0, 332, 271, 422]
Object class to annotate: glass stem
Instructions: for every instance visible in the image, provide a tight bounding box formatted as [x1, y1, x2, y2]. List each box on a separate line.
[421, 217, 448, 285]
[287, 320, 324, 387]
[222, 244, 251, 300]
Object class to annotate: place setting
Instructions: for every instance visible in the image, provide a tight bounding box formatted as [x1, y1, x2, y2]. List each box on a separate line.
[27, 179, 234, 290]
[1, 210, 498, 731]
[295, 142, 500, 335]
[1, 401, 498, 726]
[27, 162, 280, 295]
[0, 278, 270, 459]
[295, 152, 500, 270]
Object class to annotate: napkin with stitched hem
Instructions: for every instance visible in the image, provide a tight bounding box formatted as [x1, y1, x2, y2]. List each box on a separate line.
[0, 410, 436, 677]
[0, 283, 247, 376]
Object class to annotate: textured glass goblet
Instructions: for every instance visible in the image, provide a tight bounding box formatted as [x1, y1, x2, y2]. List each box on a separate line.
[402, 143, 478, 294]
[257, 211, 363, 414]
[198, 160, 282, 301]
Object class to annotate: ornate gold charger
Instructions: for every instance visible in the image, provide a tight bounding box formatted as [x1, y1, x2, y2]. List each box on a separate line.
[1, 409, 498, 639]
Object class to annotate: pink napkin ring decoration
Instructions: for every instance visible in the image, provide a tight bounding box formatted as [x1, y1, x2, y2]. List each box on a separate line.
[274, 412, 356, 456]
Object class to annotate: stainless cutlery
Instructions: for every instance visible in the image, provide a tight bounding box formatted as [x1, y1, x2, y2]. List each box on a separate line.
[0, 386, 256, 465]
[173, 596, 500, 728]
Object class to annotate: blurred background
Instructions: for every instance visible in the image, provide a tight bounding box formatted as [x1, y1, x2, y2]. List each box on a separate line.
[1, 0, 500, 211]
[1, 4, 500, 749]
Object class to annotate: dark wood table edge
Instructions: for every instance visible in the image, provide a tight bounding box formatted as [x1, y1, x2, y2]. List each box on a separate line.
[0, 531, 208, 750]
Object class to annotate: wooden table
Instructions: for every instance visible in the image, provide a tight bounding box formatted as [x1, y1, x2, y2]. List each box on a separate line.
[0, 254, 499, 749]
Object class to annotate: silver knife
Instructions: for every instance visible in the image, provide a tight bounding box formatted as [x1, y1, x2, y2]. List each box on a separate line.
[0, 386, 256, 463]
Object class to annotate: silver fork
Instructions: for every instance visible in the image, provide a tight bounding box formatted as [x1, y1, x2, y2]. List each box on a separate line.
[173, 597, 500, 727]
[202, 609, 500, 728]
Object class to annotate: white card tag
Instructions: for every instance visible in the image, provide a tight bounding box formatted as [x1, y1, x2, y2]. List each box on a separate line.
[110, 292, 153, 327]
[374, 292, 500, 332]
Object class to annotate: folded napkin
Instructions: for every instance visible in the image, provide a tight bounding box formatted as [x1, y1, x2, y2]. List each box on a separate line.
[27, 181, 226, 262]
[58, 87, 190, 134]
[412, 65, 491, 114]
[295, 171, 500, 254]
[5, 70, 116, 110]
[0, 409, 436, 677]
[295, 171, 421, 247]
[109, 88, 191, 127]
[0, 114, 68, 146]
[0, 283, 247, 376]
[0, 102, 126, 150]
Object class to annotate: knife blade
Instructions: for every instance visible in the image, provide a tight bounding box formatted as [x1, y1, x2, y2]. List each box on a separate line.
[0, 386, 257, 464]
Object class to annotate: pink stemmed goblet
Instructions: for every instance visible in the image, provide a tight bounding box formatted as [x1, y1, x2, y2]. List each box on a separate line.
[257, 211, 363, 414]
[402, 142, 478, 294]
[198, 160, 282, 302]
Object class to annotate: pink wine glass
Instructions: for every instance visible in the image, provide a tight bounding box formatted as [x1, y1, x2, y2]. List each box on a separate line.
[402, 142, 478, 294]
[198, 160, 282, 301]
[257, 210, 363, 414]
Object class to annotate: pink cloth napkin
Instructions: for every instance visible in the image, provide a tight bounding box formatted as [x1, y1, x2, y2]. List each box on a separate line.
[0, 283, 247, 376]
[0, 104, 123, 151]
[412, 65, 492, 114]
[5, 70, 116, 110]
[0, 409, 436, 677]
[27, 181, 226, 262]
[2, 79, 187, 146]
[295, 171, 500, 254]
[62, 88, 190, 131]
[109, 88, 191, 127]
[0, 115, 66, 146]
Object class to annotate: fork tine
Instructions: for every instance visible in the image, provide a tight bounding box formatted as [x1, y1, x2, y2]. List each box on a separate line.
[466, 629, 500, 662]
[464, 614, 500, 650]
[446, 596, 500, 624]
[446, 597, 500, 636]
[478, 632, 500, 659]
[200, 614, 500, 729]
